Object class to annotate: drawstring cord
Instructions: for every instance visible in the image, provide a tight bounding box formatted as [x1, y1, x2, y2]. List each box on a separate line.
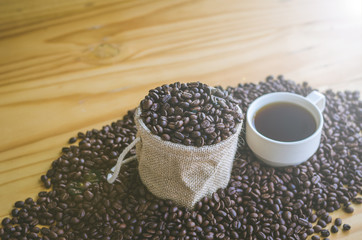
[108, 87, 236, 184]
[107, 137, 140, 184]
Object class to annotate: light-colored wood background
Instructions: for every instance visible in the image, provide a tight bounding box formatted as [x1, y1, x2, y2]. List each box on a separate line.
[0, 0, 361, 239]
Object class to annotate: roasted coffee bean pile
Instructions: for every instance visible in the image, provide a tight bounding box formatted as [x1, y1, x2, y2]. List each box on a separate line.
[140, 82, 243, 147]
[1, 76, 361, 240]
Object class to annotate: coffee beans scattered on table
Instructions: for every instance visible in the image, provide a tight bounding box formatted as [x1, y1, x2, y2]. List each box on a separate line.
[1, 76, 361, 239]
[321, 229, 330, 237]
[140, 82, 243, 147]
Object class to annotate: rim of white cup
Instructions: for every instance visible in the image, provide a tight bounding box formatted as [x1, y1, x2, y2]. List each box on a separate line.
[246, 92, 324, 145]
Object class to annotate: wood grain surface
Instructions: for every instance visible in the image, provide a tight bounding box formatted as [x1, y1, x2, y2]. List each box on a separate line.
[0, 0, 361, 239]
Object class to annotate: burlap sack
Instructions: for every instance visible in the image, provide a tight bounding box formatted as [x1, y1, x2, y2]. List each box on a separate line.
[135, 107, 242, 209]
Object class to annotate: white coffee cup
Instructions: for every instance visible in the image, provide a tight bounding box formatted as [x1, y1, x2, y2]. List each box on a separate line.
[246, 91, 325, 167]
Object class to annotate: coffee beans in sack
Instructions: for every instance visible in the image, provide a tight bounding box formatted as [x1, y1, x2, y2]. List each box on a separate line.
[134, 82, 243, 208]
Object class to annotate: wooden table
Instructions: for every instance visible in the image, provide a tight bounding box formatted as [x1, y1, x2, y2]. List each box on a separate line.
[1, 0, 361, 239]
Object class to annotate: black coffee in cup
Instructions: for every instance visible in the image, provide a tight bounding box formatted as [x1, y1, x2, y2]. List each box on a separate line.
[253, 102, 316, 142]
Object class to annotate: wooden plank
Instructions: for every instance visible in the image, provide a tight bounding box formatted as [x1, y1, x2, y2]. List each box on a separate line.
[0, 0, 361, 239]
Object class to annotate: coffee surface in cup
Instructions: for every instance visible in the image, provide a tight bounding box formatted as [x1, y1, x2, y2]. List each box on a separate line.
[254, 102, 316, 142]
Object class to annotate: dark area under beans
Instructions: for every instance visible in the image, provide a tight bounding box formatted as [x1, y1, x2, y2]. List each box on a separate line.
[1, 76, 361, 240]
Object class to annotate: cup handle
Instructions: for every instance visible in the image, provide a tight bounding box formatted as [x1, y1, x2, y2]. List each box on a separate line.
[306, 91, 325, 112]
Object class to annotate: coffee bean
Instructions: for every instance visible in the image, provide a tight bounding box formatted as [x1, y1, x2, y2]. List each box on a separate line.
[68, 137, 77, 144]
[141, 99, 153, 110]
[196, 137, 205, 147]
[83, 190, 94, 201]
[310, 214, 317, 223]
[343, 224, 351, 231]
[311, 175, 321, 184]
[161, 133, 171, 141]
[324, 215, 332, 224]
[48, 231, 58, 239]
[307, 228, 314, 235]
[297, 218, 310, 227]
[353, 197, 362, 204]
[318, 219, 327, 228]
[204, 127, 215, 135]
[314, 225, 322, 233]
[182, 92, 193, 99]
[1, 218, 10, 226]
[282, 211, 292, 220]
[257, 231, 266, 239]
[321, 229, 330, 237]
[174, 131, 185, 140]
[344, 206, 354, 213]
[161, 94, 171, 103]
[216, 123, 225, 129]
[14, 201, 24, 208]
[212, 192, 220, 203]
[334, 218, 342, 226]
[331, 225, 338, 233]
[180, 101, 190, 108]
[190, 131, 201, 138]
[186, 221, 195, 228]
[201, 120, 210, 129]
[311, 236, 320, 240]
